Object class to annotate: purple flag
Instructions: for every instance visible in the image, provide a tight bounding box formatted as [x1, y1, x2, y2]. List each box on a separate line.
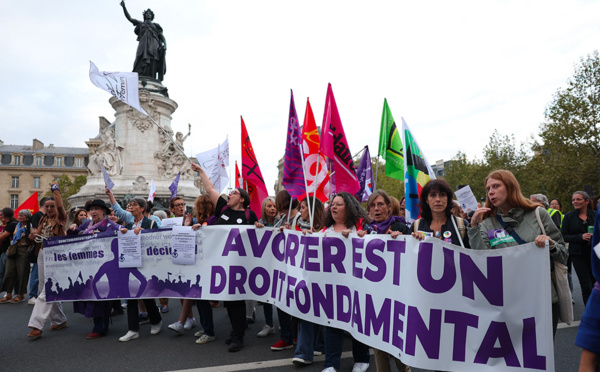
[282, 89, 305, 198]
[355, 146, 374, 202]
[169, 172, 181, 200]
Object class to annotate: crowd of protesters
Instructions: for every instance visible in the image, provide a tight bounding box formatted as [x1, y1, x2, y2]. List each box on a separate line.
[0, 168, 598, 372]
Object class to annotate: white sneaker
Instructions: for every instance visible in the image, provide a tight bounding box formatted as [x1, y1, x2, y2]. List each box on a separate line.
[313, 350, 324, 356]
[150, 321, 162, 335]
[194, 330, 204, 337]
[257, 324, 275, 337]
[119, 330, 139, 342]
[293, 357, 313, 365]
[184, 317, 196, 330]
[121, 302, 127, 309]
[195, 334, 216, 344]
[27, 297, 36, 305]
[352, 363, 369, 372]
[322, 368, 337, 372]
[168, 321, 184, 334]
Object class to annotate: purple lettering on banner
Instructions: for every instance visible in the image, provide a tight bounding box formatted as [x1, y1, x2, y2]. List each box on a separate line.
[228, 266, 247, 295]
[295, 280, 311, 314]
[312, 282, 334, 318]
[270, 269, 279, 299]
[222, 228, 246, 256]
[417, 243, 456, 294]
[444, 310, 479, 362]
[405, 306, 442, 359]
[522, 317, 546, 370]
[364, 239, 386, 283]
[301, 235, 320, 271]
[285, 233, 300, 266]
[474, 321, 521, 367]
[247, 229, 272, 258]
[386, 240, 406, 286]
[460, 253, 504, 306]
[248, 267, 270, 296]
[277, 270, 287, 302]
[322, 237, 346, 273]
[392, 300, 406, 350]
[336, 285, 352, 322]
[352, 238, 364, 279]
[364, 294, 391, 342]
[286, 275, 297, 307]
[271, 233, 286, 262]
[351, 290, 363, 333]
[210, 266, 226, 294]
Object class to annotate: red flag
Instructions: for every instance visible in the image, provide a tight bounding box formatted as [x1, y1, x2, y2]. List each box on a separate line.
[235, 161, 241, 189]
[301, 98, 330, 202]
[241, 117, 269, 217]
[15, 192, 39, 215]
[319, 83, 359, 195]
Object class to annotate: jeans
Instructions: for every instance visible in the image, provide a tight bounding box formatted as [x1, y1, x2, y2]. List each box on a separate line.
[0, 252, 6, 291]
[196, 300, 215, 336]
[294, 319, 325, 361]
[324, 327, 370, 369]
[29, 263, 39, 298]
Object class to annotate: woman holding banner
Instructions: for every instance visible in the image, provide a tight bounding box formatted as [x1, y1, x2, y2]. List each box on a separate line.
[320, 191, 372, 372]
[254, 197, 277, 338]
[468, 169, 568, 336]
[191, 162, 258, 352]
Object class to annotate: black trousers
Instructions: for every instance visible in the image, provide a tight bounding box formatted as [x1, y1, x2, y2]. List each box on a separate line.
[224, 300, 246, 341]
[571, 249, 596, 305]
[126, 299, 161, 331]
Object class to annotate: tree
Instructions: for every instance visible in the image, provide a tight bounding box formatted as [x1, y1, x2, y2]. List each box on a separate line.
[45, 174, 87, 212]
[444, 151, 489, 202]
[372, 157, 404, 200]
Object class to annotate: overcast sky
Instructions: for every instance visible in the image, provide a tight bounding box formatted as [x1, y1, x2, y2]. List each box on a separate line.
[2, 1, 600, 193]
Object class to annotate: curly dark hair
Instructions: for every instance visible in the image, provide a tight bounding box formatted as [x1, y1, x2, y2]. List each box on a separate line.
[419, 179, 454, 221]
[323, 192, 370, 228]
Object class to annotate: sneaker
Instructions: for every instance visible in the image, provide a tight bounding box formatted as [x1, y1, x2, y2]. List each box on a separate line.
[119, 330, 139, 342]
[184, 317, 196, 330]
[194, 330, 204, 337]
[195, 334, 216, 344]
[139, 315, 150, 325]
[121, 302, 127, 309]
[257, 324, 275, 337]
[150, 321, 162, 335]
[168, 321, 184, 334]
[271, 340, 294, 351]
[322, 368, 336, 372]
[160, 305, 169, 313]
[313, 350, 324, 356]
[228, 339, 244, 352]
[27, 297, 36, 305]
[292, 357, 313, 366]
[352, 363, 369, 372]
[86, 332, 105, 339]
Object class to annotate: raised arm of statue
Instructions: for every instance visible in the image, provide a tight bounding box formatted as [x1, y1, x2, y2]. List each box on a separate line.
[120, 1, 140, 26]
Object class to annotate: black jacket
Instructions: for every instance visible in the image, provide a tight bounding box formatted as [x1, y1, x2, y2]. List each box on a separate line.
[561, 209, 595, 255]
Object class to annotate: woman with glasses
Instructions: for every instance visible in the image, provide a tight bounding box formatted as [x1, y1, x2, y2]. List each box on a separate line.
[562, 191, 596, 306]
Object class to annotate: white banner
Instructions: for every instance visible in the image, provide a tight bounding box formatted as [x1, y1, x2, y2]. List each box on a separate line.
[43, 227, 552, 372]
[195, 137, 229, 193]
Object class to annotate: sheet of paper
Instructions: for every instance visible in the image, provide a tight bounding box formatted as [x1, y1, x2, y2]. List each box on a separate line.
[161, 217, 183, 229]
[454, 185, 478, 213]
[171, 225, 196, 265]
[117, 230, 142, 268]
[594, 242, 600, 260]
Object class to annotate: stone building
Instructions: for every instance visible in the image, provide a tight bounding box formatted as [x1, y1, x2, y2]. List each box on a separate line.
[0, 139, 88, 209]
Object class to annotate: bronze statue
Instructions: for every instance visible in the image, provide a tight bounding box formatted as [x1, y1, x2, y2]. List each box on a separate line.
[120, 1, 167, 82]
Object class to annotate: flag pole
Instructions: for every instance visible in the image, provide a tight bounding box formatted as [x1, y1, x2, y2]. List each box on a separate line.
[310, 150, 322, 228]
[374, 155, 380, 191]
[298, 144, 314, 230]
[147, 116, 193, 166]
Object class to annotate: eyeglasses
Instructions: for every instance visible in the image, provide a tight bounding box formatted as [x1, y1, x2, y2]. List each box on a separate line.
[173, 203, 185, 208]
[331, 202, 344, 208]
[229, 190, 240, 196]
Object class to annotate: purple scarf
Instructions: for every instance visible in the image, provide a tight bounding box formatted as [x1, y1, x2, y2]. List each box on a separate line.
[82, 218, 110, 235]
[370, 215, 407, 235]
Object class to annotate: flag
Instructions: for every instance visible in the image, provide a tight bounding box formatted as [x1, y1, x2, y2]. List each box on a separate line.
[301, 98, 330, 202]
[235, 161, 242, 189]
[169, 172, 181, 200]
[101, 160, 115, 190]
[15, 192, 39, 215]
[402, 118, 436, 223]
[241, 117, 269, 217]
[282, 90, 305, 198]
[89, 61, 148, 116]
[195, 137, 230, 193]
[355, 146, 374, 202]
[320, 83, 359, 195]
[148, 180, 156, 202]
[378, 99, 404, 180]
[591, 206, 600, 280]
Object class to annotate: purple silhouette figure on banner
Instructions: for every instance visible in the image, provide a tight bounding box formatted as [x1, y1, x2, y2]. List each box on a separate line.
[92, 240, 147, 299]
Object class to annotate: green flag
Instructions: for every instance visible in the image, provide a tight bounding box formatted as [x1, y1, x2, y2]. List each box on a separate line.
[378, 99, 404, 180]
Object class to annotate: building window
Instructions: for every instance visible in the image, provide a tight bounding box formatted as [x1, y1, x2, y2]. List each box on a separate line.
[10, 195, 18, 209]
[56, 157, 63, 167]
[76, 158, 83, 167]
[11, 176, 19, 188]
[33, 177, 41, 189]
[13, 155, 21, 165]
[35, 156, 42, 166]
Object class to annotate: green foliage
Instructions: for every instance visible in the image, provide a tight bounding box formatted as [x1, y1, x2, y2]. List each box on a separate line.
[444, 152, 489, 201]
[45, 174, 87, 211]
[371, 157, 404, 200]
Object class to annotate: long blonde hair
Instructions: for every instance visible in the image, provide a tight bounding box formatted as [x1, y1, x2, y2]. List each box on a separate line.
[483, 170, 539, 219]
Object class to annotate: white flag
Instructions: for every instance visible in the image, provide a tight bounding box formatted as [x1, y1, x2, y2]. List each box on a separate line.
[148, 180, 156, 202]
[195, 137, 229, 193]
[89, 61, 148, 117]
[101, 160, 115, 190]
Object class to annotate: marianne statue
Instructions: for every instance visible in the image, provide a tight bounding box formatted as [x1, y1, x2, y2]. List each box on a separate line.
[120, 1, 167, 82]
